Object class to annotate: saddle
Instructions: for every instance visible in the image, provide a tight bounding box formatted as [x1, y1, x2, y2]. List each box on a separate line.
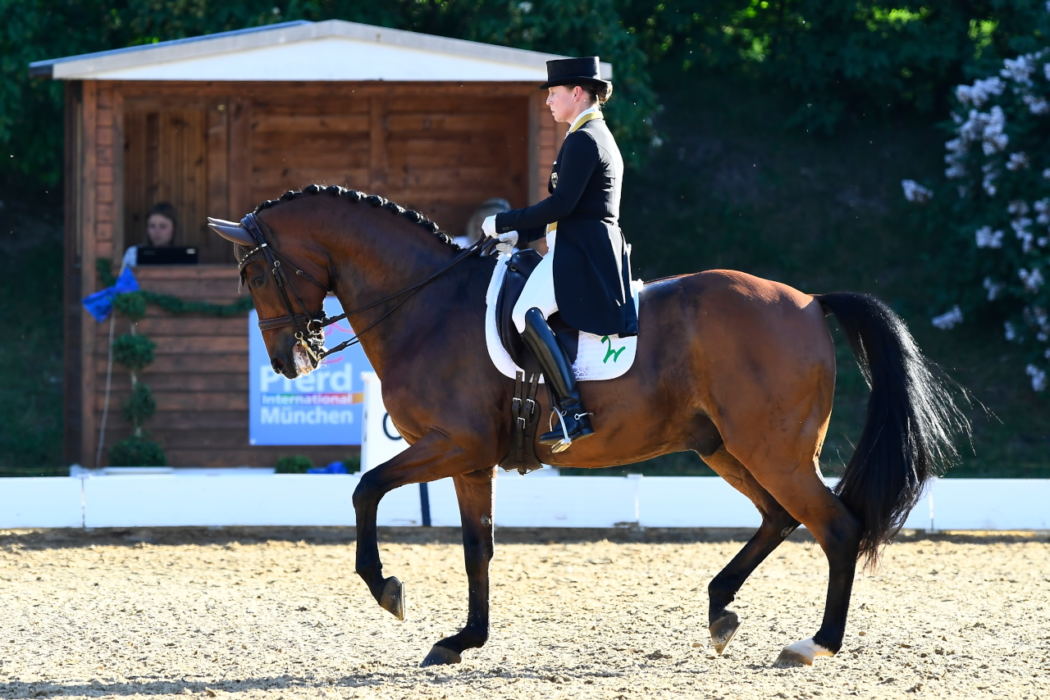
[490, 249, 640, 473]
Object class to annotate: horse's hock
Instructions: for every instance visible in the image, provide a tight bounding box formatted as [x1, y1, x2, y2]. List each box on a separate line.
[32, 19, 584, 469]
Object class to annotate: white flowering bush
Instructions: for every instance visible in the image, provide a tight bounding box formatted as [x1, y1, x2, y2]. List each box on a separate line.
[908, 45, 1050, 393]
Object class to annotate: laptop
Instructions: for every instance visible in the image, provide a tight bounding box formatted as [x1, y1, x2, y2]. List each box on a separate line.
[137, 246, 199, 265]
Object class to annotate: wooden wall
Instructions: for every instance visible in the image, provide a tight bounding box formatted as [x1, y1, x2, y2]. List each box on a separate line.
[96, 267, 352, 467]
[118, 82, 546, 262]
[69, 80, 560, 468]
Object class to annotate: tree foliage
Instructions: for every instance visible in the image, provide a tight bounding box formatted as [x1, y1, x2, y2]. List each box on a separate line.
[621, 1, 1050, 131]
[1, 0, 656, 191]
[910, 40, 1050, 394]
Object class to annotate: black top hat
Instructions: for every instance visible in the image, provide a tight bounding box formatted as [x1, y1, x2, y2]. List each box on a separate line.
[539, 56, 611, 91]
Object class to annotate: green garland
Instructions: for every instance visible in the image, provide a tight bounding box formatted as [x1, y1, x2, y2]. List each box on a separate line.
[97, 257, 253, 466]
[97, 259, 253, 316]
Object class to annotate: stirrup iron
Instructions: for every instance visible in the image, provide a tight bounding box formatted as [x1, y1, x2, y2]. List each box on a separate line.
[551, 408, 573, 454]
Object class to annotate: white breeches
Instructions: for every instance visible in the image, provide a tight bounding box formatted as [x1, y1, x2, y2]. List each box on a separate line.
[512, 231, 559, 333]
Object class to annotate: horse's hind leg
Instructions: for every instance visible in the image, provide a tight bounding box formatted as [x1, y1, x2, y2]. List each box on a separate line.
[421, 467, 495, 667]
[700, 446, 798, 654]
[744, 461, 861, 666]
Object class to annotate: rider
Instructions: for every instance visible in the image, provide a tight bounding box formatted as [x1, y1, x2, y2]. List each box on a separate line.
[482, 56, 637, 453]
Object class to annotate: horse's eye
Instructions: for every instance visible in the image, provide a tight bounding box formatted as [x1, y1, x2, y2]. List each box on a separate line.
[250, 275, 266, 289]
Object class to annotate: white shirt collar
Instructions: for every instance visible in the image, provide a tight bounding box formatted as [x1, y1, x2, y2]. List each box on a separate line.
[568, 105, 601, 132]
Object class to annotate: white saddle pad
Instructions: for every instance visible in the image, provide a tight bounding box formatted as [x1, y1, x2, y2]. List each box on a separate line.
[484, 254, 642, 381]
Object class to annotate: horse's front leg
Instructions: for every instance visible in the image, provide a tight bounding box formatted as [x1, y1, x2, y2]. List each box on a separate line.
[422, 467, 495, 667]
[352, 429, 473, 619]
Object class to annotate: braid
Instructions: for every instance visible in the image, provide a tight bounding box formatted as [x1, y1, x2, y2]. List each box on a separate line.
[253, 185, 457, 247]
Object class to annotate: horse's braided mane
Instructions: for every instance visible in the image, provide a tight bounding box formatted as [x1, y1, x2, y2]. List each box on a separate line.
[253, 184, 460, 248]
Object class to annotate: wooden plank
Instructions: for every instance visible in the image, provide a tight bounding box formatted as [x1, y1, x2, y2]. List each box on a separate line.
[80, 80, 99, 467]
[228, 97, 252, 216]
[249, 130, 369, 155]
[96, 125, 114, 147]
[385, 112, 515, 134]
[147, 336, 247, 354]
[205, 98, 230, 265]
[64, 81, 84, 466]
[140, 411, 245, 429]
[96, 373, 248, 393]
[128, 266, 244, 282]
[122, 110, 147, 249]
[96, 392, 248, 413]
[506, 96, 530, 204]
[95, 163, 114, 185]
[251, 169, 372, 196]
[252, 113, 370, 133]
[395, 167, 516, 188]
[103, 428, 261, 450]
[130, 267, 242, 291]
[248, 95, 368, 116]
[112, 89, 126, 262]
[121, 94, 215, 112]
[165, 108, 208, 253]
[94, 353, 246, 376]
[124, 317, 248, 337]
[384, 94, 524, 113]
[96, 220, 113, 242]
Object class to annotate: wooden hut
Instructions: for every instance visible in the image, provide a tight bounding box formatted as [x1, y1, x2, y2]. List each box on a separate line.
[32, 20, 611, 468]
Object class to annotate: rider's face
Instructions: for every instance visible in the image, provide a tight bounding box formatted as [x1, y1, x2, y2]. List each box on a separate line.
[546, 85, 585, 124]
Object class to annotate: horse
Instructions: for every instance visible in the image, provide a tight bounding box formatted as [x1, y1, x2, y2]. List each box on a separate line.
[208, 184, 969, 668]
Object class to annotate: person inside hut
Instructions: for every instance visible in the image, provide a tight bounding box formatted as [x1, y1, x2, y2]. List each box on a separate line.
[120, 201, 179, 269]
[481, 56, 637, 453]
[454, 197, 510, 248]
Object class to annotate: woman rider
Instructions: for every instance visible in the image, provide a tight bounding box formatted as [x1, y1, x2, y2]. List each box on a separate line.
[482, 56, 637, 453]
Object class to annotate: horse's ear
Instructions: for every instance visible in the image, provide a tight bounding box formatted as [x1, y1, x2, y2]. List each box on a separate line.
[207, 217, 254, 246]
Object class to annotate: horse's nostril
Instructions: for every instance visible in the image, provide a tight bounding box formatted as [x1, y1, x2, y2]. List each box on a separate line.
[271, 357, 283, 373]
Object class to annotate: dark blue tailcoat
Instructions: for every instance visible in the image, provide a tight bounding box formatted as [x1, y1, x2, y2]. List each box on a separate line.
[495, 116, 638, 337]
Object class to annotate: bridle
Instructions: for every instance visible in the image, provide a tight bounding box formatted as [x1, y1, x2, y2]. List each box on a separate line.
[237, 212, 488, 367]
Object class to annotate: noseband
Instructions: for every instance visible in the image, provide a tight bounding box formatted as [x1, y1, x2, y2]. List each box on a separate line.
[238, 212, 488, 367]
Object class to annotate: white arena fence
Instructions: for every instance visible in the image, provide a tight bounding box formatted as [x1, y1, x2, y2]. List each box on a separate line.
[2, 372, 1045, 531]
[0, 470, 1048, 531]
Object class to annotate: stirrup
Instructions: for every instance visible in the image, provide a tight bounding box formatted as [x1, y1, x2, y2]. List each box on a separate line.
[545, 408, 594, 454]
[551, 408, 573, 454]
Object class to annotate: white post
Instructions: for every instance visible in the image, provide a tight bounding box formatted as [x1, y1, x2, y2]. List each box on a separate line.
[359, 372, 407, 473]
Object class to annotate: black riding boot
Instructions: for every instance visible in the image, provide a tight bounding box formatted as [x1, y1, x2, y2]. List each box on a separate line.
[520, 307, 594, 453]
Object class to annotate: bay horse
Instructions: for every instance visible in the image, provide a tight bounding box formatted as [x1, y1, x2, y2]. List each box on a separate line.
[209, 184, 968, 668]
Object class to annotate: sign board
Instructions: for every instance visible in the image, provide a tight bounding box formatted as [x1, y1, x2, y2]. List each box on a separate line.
[248, 297, 373, 445]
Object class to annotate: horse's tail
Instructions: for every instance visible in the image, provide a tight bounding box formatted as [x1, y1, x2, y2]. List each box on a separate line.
[817, 292, 970, 566]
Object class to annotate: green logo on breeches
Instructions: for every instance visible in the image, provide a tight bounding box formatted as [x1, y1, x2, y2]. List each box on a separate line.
[600, 335, 627, 364]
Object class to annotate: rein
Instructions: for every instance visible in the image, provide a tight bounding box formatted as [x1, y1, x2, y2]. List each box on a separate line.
[238, 212, 490, 365]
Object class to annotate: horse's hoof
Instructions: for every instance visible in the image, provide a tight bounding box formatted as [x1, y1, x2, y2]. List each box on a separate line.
[773, 638, 833, 668]
[379, 576, 405, 620]
[709, 611, 740, 654]
[420, 644, 461, 667]
[774, 647, 812, 668]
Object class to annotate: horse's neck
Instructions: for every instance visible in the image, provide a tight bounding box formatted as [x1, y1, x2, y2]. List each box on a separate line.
[328, 227, 489, 376]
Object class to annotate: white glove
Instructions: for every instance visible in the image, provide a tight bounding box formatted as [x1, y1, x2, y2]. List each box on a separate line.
[495, 230, 519, 255]
[481, 214, 499, 238]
